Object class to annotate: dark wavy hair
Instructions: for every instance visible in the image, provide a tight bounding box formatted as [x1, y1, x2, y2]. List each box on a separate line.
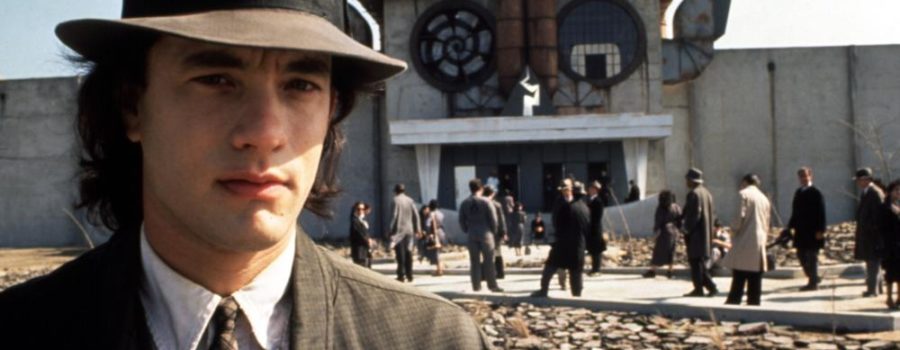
[74, 32, 360, 233]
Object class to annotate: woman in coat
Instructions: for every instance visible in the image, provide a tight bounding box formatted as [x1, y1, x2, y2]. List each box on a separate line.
[349, 201, 373, 268]
[721, 174, 771, 306]
[643, 191, 681, 279]
[507, 202, 527, 255]
[423, 200, 446, 276]
[881, 180, 900, 310]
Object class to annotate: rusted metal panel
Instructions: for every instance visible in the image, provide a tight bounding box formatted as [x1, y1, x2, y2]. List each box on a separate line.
[497, 0, 526, 95]
[662, 0, 731, 84]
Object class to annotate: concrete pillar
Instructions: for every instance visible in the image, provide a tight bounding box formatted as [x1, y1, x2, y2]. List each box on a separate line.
[623, 139, 649, 199]
[415, 144, 441, 203]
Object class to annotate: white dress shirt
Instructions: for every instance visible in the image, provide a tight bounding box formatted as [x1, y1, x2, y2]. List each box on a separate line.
[139, 226, 295, 350]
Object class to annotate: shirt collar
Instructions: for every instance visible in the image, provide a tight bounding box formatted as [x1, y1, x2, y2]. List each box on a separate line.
[139, 225, 296, 349]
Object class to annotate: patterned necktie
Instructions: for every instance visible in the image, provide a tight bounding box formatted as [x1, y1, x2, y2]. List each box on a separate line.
[210, 296, 240, 350]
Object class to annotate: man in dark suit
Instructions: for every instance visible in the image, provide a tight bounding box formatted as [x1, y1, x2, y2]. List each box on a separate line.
[531, 180, 590, 297]
[459, 179, 503, 292]
[585, 181, 607, 276]
[682, 168, 719, 297]
[483, 185, 508, 279]
[0, 1, 490, 348]
[854, 167, 886, 297]
[787, 167, 827, 291]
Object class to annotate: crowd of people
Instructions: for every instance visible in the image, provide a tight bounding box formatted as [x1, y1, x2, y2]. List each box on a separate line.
[351, 166, 900, 310]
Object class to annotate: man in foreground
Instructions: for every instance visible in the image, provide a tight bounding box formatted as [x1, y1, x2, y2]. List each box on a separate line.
[787, 167, 827, 291]
[682, 168, 719, 297]
[0, 1, 489, 348]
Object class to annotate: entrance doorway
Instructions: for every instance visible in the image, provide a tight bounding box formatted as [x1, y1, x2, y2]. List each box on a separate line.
[542, 163, 563, 211]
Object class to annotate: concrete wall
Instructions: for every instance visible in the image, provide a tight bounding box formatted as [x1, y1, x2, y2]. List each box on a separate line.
[0, 77, 82, 246]
[300, 94, 384, 240]
[663, 45, 900, 226]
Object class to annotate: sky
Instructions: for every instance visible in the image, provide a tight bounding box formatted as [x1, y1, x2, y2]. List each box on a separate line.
[2, 0, 900, 79]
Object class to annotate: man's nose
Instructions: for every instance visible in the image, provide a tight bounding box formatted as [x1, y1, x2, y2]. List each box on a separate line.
[230, 87, 288, 153]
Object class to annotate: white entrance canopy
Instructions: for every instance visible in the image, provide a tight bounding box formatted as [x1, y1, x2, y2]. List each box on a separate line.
[388, 113, 673, 145]
[387, 113, 673, 204]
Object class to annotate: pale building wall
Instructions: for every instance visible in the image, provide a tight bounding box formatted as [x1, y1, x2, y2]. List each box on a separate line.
[0, 77, 82, 246]
[663, 46, 900, 226]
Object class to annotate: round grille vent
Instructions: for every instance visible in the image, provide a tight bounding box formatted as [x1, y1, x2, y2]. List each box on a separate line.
[410, 1, 496, 92]
[558, 0, 646, 87]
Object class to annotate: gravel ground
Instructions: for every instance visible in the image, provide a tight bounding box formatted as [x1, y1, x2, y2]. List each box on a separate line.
[454, 299, 899, 350]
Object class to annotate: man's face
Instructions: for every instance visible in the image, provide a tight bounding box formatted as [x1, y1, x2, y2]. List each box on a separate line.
[127, 36, 334, 252]
[856, 177, 871, 190]
[797, 171, 812, 187]
[588, 186, 598, 196]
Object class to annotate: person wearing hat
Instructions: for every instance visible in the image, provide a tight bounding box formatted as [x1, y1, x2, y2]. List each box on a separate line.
[854, 167, 886, 297]
[0, 1, 489, 348]
[682, 168, 719, 297]
[531, 179, 590, 297]
[585, 180, 607, 276]
[721, 174, 771, 306]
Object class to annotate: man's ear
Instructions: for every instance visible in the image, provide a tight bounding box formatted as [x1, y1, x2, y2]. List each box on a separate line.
[122, 84, 143, 142]
[123, 108, 142, 142]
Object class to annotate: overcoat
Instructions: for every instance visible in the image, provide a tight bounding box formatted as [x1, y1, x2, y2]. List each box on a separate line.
[389, 193, 421, 251]
[585, 195, 606, 255]
[788, 186, 827, 250]
[721, 185, 771, 272]
[855, 185, 886, 260]
[458, 195, 498, 242]
[548, 196, 590, 269]
[0, 228, 490, 349]
[682, 185, 715, 259]
[651, 203, 682, 266]
[349, 214, 371, 262]
[881, 201, 900, 281]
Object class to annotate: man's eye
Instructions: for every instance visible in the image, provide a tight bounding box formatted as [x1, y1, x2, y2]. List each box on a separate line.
[194, 75, 234, 87]
[285, 79, 318, 91]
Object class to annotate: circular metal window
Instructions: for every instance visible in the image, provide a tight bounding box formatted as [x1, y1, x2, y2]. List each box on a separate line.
[410, 1, 496, 92]
[558, 0, 646, 87]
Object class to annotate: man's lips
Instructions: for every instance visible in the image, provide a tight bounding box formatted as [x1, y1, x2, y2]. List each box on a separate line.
[217, 172, 290, 200]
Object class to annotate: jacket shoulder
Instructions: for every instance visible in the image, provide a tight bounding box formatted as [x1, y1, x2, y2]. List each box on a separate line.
[316, 248, 489, 349]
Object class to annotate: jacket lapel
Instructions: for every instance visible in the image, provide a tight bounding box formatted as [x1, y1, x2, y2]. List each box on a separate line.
[95, 228, 155, 349]
[290, 228, 334, 349]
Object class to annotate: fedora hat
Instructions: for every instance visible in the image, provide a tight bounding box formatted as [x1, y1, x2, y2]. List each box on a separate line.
[852, 167, 873, 180]
[55, 0, 407, 85]
[685, 168, 704, 184]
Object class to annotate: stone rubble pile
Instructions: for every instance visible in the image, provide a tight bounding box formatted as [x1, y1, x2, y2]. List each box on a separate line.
[603, 222, 858, 268]
[0, 266, 57, 291]
[454, 299, 897, 350]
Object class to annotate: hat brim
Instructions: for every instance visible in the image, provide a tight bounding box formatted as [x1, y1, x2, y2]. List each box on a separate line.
[55, 8, 407, 85]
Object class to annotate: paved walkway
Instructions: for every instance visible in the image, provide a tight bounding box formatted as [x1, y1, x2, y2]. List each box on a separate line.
[373, 246, 900, 332]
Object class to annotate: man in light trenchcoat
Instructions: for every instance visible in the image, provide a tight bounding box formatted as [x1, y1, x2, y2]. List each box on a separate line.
[722, 174, 771, 306]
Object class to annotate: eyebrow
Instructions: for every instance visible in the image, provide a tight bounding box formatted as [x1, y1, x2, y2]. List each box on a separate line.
[181, 49, 331, 75]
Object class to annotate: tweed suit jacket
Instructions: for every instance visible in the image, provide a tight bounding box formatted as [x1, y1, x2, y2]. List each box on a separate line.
[0, 227, 490, 349]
